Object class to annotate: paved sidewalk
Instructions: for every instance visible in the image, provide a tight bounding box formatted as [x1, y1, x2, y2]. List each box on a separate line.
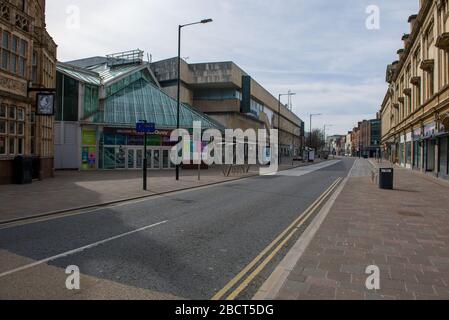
[268, 158, 449, 300]
[0, 159, 322, 223]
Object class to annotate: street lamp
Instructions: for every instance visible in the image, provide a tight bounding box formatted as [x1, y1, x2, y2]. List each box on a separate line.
[176, 18, 213, 181]
[278, 92, 296, 165]
[309, 113, 322, 149]
[324, 124, 333, 152]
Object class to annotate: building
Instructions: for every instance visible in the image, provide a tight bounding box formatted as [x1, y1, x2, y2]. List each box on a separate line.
[54, 50, 224, 171]
[150, 58, 305, 158]
[345, 131, 353, 156]
[0, 0, 57, 184]
[349, 119, 381, 158]
[326, 135, 346, 156]
[380, 0, 449, 179]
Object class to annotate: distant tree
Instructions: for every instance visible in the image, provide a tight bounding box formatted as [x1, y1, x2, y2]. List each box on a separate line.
[308, 129, 325, 150]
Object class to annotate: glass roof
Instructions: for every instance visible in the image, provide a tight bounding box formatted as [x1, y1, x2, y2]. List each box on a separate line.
[57, 64, 100, 86]
[91, 78, 225, 130]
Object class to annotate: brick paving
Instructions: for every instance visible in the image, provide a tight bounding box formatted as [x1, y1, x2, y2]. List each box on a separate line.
[0, 158, 321, 223]
[275, 159, 449, 300]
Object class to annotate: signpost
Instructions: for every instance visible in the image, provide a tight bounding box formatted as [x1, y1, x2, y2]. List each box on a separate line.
[136, 121, 156, 190]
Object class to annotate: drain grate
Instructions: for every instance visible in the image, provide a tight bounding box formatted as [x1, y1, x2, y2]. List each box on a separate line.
[398, 210, 423, 217]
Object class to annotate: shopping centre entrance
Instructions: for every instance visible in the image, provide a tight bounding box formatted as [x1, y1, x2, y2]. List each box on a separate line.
[102, 146, 174, 170]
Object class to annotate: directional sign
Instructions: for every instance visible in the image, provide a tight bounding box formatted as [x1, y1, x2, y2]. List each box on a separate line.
[136, 122, 156, 134]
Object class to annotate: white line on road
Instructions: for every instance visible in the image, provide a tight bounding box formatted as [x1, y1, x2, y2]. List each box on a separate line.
[0, 220, 168, 278]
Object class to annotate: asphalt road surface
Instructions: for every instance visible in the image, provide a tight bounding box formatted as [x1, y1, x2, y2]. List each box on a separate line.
[0, 158, 355, 300]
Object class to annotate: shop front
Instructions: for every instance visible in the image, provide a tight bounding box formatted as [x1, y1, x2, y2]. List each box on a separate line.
[412, 127, 422, 171]
[423, 122, 437, 173]
[97, 127, 176, 170]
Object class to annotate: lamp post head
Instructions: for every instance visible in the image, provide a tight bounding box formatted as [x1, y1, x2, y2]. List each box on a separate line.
[201, 19, 213, 24]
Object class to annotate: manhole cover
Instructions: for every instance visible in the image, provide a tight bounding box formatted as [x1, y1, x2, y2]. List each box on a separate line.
[398, 210, 423, 217]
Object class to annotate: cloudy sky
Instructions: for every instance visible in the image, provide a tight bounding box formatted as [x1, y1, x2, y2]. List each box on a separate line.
[46, 0, 419, 135]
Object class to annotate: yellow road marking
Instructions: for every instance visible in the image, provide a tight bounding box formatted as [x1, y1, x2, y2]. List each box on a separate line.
[211, 177, 342, 300]
[226, 178, 342, 300]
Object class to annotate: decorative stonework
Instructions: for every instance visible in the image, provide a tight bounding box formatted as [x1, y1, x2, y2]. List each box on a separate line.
[0, 74, 27, 96]
[15, 13, 30, 32]
[420, 59, 435, 72]
[403, 88, 412, 96]
[411, 76, 421, 86]
[435, 33, 449, 51]
[398, 97, 405, 103]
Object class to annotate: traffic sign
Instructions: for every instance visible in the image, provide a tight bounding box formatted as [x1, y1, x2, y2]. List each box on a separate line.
[136, 122, 156, 134]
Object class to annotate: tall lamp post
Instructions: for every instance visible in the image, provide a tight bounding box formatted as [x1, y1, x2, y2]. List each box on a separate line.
[176, 18, 213, 181]
[324, 124, 332, 153]
[278, 92, 296, 165]
[309, 113, 322, 149]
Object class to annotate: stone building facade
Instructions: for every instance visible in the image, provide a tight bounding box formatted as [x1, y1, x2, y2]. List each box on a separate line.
[0, 0, 57, 184]
[380, 0, 449, 179]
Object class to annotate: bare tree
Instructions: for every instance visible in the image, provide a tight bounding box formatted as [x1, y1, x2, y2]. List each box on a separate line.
[308, 129, 325, 150]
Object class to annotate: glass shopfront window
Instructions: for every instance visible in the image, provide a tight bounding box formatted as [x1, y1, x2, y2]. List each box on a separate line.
[406, 142, 412, 165]
[98, 129, 174, 170]
[439, 137, 448, 176]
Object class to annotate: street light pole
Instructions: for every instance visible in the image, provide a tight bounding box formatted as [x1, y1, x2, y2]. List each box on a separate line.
[176, 19, 213, 181]
[278, 92, 296, 165]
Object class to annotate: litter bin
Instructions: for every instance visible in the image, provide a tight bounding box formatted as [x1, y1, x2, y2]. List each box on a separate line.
[379, 168, 393, 190]
[13, 156, 33, 184]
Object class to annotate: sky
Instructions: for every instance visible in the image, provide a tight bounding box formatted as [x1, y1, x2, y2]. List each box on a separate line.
[46, 0, 420, 136]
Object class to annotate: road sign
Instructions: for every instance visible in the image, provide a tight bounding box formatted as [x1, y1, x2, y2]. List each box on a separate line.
[136, 122, 156, 134]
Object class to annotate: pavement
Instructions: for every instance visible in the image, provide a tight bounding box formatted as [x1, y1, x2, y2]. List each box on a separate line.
[262, 158, 449, 300]
[0, 158, 352, 300]
[0, 158, 324, 223]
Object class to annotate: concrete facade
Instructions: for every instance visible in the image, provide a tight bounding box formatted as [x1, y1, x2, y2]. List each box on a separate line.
[0, 0, 57, 184]
[380, 0, 449, 179]
[151, 58, 305, 157]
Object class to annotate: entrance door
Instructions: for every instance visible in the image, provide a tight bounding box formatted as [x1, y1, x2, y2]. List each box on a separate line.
[426, 140, 435, 172]
[127, 148, 143, 169]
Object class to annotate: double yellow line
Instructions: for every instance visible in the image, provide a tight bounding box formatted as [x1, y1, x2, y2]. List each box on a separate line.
[211, 177, 343, 300]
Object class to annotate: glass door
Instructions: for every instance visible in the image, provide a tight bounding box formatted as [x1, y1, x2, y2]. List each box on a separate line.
[127, 148, 144, 169]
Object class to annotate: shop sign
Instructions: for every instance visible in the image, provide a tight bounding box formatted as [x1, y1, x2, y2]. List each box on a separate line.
[413, 128, 422, 140]
[136, 122, 155, 134]
[104, 127, 171, 137]
[36, 93, 55, 116]
[424, 123, 436, 138]
[82, 130, 97, 146]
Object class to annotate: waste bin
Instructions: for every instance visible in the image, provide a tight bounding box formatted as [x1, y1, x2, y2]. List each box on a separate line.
[379, 168, 393, 190]
[13, 156, 33, 184]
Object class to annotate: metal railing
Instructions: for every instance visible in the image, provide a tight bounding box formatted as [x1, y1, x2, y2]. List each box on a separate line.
[106, 49, 144, 67]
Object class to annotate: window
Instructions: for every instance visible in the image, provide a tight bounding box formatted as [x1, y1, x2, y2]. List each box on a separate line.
[9, 121, 15, 134]
[1, 31, 10, 70]
[17, 108, 24, 121]
[0, 119, 5, 134]
[32, 51, 38, 83]
[8, 106, 15, 119]
[0, 104, 6, 118]
[0, 32, 27, 77]
[0, 136, 5, 155]
[18, 137, 24, 154]
[17, 122, 24, 135]
[8, 137, 15, 155]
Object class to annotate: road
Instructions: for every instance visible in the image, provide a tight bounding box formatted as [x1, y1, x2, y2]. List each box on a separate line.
[0, 158, 355, 300]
